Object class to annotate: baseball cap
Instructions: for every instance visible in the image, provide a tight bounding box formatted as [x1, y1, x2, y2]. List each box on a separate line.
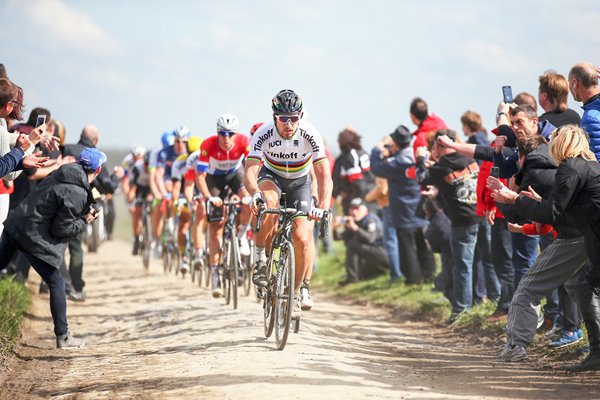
[349, 198, 365, 208]
[78, 148, 107, 172]
[390, 125, 412, 146]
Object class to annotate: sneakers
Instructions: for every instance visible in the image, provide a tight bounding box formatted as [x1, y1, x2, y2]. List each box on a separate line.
[56, 331, 85, 349]
[549, 329, 583, 348]
[292, 294, 302, 318]
[68, 290, 86, 302]
[211, 268, 221, 298]
[300, 287, 314, 311]
[498, 343, 528, 362]
[566, 351, 600, 372]
[239, 237, 251, 257]
[252, 261, 268, 288]
[544, 322, 564, 340]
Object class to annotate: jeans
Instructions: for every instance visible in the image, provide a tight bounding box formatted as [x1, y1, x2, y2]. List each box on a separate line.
[382, 207, 401, 280]
[68, 232, 85, 292]
[0, 233, 69, 336]
[491, 217, 514, 312]
[511, 232, 539, 289]
[450, 223, 479, 314]
[476, 220, 500, 300]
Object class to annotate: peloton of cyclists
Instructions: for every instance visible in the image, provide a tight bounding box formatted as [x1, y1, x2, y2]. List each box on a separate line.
[171, 135, 203, 274]
[244, 89, 332, 316]
[195, 113, 253, 297]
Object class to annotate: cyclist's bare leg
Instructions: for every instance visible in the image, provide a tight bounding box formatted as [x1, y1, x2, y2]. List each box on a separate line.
[132, 204, 142, 237]
[151, 202, 163, 242]
[291, 217, 314, 292]
[208, 219, 225, 267]
[193, 201, 206, 256]
[254, 182, 279, 252]
[177, 210, 191, 252]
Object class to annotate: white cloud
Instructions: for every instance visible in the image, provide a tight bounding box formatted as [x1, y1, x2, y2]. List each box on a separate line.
[7, 0, 123, 56]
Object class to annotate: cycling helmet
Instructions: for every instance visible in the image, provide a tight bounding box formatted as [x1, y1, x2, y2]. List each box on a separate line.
[130, 144, 146, 157]
[161, 130, 175, 147]
[271, 89, 303, 114]
[174, 125, 190, 140]
[250, 122, 264, 136]
[216, 113, 239, 132]
[187, 136, 202, 153]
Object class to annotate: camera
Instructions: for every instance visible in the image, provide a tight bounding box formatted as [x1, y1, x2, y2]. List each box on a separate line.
[490, 166, 500, 179]
[502, 86, 513, 104]
[88, 203, 101, 215]
[383, 143, 392, 149]
[35, 115, 46, 128]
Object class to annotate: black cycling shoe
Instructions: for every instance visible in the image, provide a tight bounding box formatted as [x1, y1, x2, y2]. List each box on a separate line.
[252, 261, 268, 288]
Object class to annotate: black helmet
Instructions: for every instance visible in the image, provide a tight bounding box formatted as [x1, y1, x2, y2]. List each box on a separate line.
[271, 89, 303, 114]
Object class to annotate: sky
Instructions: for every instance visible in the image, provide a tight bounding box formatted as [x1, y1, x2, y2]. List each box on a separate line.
[2, 0, 600, 155]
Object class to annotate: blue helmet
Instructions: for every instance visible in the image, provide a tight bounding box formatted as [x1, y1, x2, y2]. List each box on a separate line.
[161, 130, 175, 147]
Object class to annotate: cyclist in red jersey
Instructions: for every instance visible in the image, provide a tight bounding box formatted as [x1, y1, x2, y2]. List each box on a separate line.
[195, 113, 253, 297]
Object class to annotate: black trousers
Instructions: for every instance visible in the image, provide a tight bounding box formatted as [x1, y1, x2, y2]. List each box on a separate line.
[345, 240, 390, 282]
[396, 228, 436, 284]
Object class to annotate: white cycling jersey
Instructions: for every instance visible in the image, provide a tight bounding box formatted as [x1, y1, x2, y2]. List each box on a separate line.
[247, 120, 327, 179]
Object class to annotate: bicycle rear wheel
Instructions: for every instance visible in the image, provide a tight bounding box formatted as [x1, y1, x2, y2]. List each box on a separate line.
[141, 214, 151, 269]
[275, 242, 295, 350]
[230, 237, 240, 310]
[162, 243, 170, 273]
[224, 240, 232, 305]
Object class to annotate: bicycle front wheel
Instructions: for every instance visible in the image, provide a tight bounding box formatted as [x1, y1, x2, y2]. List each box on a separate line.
[275, 241, 295, 350]
[263, 252, 277, 338]
[141, 214, 151, 269]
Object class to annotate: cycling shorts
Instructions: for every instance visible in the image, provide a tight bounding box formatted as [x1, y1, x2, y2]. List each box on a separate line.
[205, 168, 245, 198]
[257, 165, 312, 213]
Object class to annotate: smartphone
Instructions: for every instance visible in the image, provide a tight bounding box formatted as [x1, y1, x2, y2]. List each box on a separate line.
[35, 114, 46, 128]
[502, 86, 513, 104]
[490, 166, 500, 178]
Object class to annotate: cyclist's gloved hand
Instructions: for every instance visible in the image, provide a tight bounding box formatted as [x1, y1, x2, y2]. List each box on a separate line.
[250, 192, 265, 214]
[208, 196, 223, 207]
[309, 207, 327, 221]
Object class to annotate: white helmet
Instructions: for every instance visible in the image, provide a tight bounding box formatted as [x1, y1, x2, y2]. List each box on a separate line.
[130, 144, 146, 157]
[216, 113, 239, 132]
[174, 125, 190, 140]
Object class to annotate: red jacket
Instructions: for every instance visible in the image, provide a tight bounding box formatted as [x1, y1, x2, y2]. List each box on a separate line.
[412, 113, 447, 156]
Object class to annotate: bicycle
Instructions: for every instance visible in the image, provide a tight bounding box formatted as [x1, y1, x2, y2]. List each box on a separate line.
[160, 200, 177, 274]
[207, 196, 242, 309]
[140, 199, 152, 270]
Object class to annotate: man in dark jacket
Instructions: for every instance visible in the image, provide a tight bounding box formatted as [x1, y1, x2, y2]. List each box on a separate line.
[416, 129, 481, 321]
[333, 198, 389, 285]
[61, 125, 123, 300]
[0, 147, 106, 349]
[371, 125, 436, 284]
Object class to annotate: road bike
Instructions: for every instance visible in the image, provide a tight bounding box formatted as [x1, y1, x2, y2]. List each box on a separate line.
[206, 194, 244, 309]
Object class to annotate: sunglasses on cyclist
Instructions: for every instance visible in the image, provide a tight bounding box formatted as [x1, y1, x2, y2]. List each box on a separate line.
[218, 130, 236, 137]
[275, 114, 300, 124]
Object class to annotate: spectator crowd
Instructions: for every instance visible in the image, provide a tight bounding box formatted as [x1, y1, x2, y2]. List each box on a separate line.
[330, 62, 600, 372]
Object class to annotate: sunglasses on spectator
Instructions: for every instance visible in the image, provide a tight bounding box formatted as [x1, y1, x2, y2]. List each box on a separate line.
[275, 114, 300, 124]
[218, 130, 236, 137]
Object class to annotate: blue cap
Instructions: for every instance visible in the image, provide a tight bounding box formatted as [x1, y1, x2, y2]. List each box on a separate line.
[78, 148, 107, 171]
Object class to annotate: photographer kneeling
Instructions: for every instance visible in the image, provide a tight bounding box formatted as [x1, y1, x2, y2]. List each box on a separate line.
[0, 147, 106, 349]
[334, 198, 390, 286]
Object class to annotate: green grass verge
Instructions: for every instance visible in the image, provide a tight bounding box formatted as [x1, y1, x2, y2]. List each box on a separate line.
[0, 277, 30, 354]
[313, 241, 449, 321]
